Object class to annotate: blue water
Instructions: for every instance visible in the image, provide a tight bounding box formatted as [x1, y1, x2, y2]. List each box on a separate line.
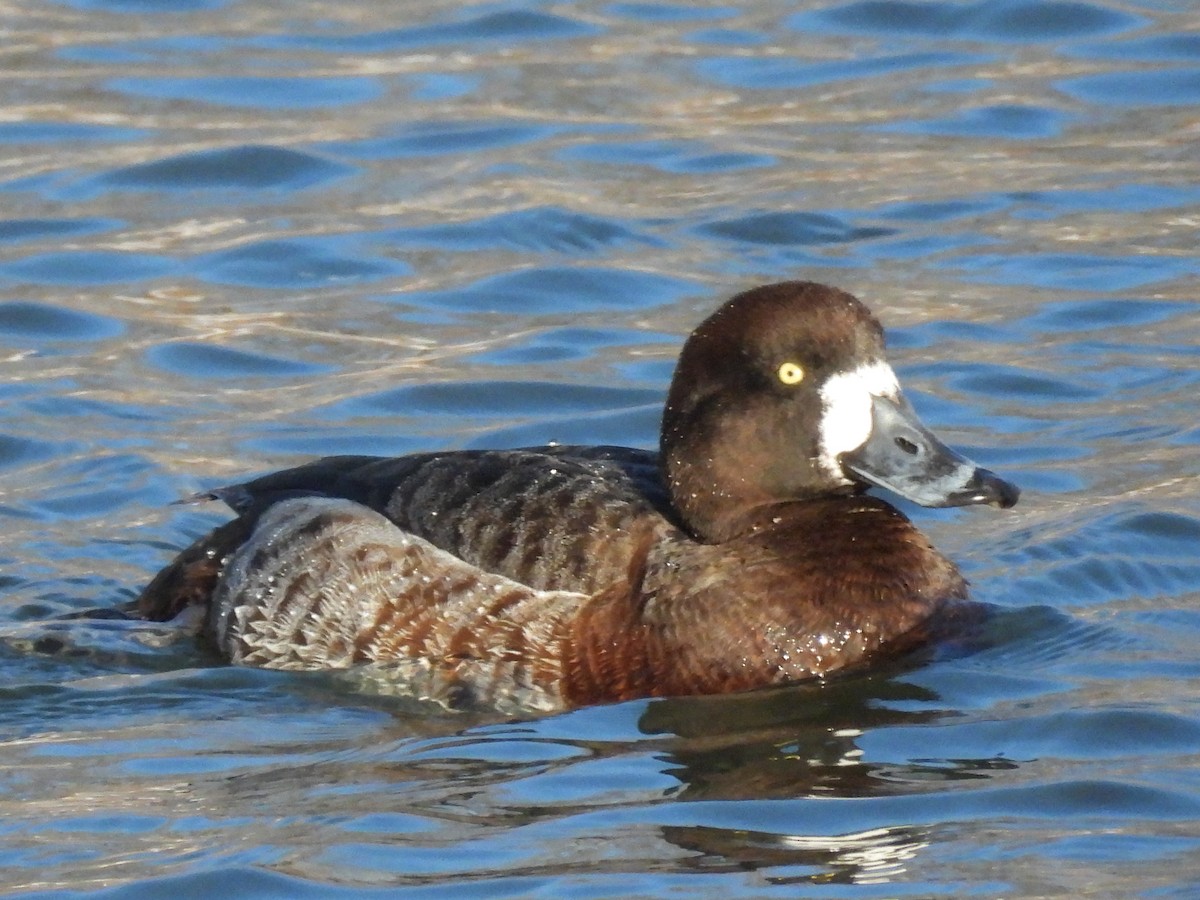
[2, 0, 1199, 896]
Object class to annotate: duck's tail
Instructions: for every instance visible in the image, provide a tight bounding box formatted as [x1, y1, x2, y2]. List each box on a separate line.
[135, 516, 254, 622]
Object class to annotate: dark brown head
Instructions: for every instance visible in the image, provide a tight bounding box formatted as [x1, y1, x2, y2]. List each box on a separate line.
[660, 281, 1018, 542]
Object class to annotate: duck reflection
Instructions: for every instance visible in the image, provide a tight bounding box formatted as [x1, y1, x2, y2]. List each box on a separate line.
[636, 655, 1008, 801]
[663, 823, 931, 887]
[628, 661, 1019, 886]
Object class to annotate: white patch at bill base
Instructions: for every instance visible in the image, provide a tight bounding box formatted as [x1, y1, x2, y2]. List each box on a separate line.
[817, 360, 901, 479]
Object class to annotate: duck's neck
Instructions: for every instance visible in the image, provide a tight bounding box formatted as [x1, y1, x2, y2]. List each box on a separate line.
[662, 440, 852, 543]
[660, 369, 733, 542]
[661, 431, 759, 543]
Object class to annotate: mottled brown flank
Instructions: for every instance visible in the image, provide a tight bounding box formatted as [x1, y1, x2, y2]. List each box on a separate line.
[136, 281, 994, 711]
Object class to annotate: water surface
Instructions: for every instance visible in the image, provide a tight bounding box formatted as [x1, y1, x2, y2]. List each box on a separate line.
[2, 0, 1199, 897]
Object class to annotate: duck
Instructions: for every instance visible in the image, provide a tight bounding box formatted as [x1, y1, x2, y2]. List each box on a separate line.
[136, 281, 1018, 712]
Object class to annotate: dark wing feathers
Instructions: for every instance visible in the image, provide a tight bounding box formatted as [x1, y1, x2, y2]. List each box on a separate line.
[139, 446, 680, 622]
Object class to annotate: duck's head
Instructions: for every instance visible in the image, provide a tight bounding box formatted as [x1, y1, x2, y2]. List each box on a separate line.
[660, 281, 1019, 542]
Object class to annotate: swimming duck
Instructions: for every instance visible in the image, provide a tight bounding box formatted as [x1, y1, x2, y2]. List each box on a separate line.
[137, 281, 1018, 711]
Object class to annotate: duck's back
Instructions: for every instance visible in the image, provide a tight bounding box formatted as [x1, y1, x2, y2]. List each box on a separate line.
[137, 445, 680, 625]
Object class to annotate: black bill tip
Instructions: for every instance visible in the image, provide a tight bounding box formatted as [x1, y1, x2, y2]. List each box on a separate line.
[949, 466, 1020, 509]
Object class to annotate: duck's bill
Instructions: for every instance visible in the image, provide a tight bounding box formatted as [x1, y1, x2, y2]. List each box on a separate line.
[839, 394, 1019, 509]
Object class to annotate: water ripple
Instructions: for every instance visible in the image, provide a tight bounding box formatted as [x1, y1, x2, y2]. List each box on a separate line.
[388, 207, 660, 255]
[194, 237, 407, 288]
[0, 252, 175, 285]
[106, 76, 381, 109]
[878, 103, 1073, 139]
[325, 121, 559, 160]
[98, 145, 352, 192]
[696, 50, 984, 89]
[0, 121, 146, 144]
[561, 138, 775, 174]
[145, 343, 335, 381]
[0, 217, 118, 245]
[1062, 68, 1200, 107]
[269, 9, 602, 52]
[350, 381, 660, 420]
[796, 0, 1143, 42]
[697, 211, 894, 247]
[0, 301, 125, 343]
[400, 267, 699, 316]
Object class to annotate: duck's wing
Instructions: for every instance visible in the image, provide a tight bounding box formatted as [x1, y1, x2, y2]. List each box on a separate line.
[137, 446, 677, 622]
[204, 446, 676, 592]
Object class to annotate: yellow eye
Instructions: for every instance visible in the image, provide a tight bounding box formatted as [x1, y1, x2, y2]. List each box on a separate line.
[777, 361, 805, 385]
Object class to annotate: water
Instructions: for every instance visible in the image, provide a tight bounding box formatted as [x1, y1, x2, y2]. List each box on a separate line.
[2, 0, 1198, 896]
